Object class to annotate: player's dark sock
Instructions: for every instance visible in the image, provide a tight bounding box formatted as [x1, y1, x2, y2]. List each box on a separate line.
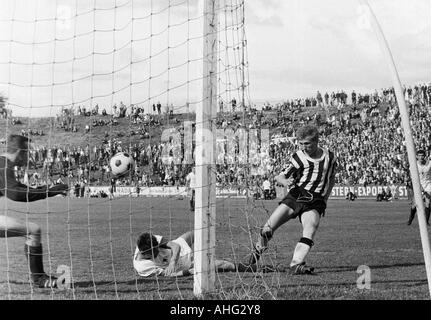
[408, 207, 416, 225]
[24, 244, 45, 277]
[24, 244, 59, 288]
[425, 207, 430, 225]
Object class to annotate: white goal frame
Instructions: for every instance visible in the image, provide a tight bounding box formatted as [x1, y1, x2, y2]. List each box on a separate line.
[193, 0, 218, 298]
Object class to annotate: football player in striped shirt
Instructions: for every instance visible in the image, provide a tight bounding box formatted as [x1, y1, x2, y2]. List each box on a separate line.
[249, 125, 337, 274]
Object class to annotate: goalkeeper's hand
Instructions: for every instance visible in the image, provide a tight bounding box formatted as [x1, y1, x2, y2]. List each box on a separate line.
[164, 261, 179, 277]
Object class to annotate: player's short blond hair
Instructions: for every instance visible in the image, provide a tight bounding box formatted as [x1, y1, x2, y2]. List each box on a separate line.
[296, 125, 319, 141]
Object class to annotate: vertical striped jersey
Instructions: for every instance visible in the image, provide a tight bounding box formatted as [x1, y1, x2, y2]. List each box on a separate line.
[283, 148, 337, 197]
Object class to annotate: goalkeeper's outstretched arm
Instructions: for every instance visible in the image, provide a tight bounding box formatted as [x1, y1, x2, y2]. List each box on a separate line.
[0, 160, 68, 202]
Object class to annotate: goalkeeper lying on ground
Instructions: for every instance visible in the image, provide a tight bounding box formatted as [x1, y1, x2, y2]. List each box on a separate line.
[133, 231, 252, 277]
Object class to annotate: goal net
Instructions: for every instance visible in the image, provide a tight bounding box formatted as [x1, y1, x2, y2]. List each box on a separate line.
[0, 0, 284, 300]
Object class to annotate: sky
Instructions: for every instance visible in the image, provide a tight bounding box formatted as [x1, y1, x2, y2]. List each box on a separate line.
[0, 0, 430, 117]
[245, 0, 431, 103]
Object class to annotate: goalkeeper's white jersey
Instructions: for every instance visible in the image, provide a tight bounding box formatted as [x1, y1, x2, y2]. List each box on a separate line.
[133, 235, 193, 277]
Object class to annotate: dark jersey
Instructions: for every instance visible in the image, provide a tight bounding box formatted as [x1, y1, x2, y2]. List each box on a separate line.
[0, 156, 50, 202]
[283, 148, 337, 197]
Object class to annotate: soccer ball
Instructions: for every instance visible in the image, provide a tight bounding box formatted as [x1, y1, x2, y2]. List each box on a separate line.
[110, 152, 134, 178]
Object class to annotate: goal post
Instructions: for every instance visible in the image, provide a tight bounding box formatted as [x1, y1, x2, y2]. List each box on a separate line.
[193, 0, 218, 297]
[360, 0, 431, 298]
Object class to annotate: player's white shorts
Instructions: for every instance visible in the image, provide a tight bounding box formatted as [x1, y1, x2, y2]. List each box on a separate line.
[172, 236, 193, 271]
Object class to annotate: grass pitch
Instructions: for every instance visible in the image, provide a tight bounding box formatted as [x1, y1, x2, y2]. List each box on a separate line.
[0, 196, 430, 300]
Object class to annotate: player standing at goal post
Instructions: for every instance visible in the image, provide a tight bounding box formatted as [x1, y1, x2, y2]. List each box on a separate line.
[249, 125, 337, 274]
[407, 149, 431, 226]
[0, 135, 69, 288]
[185, 167, 196, 212]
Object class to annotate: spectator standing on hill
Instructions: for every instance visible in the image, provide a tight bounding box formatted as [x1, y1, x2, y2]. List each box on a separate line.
[231, 98, 237, 113]
[324, 92, 329, 107]
[262, 177, 271, 200]
[351, 90, 357, 105]
[316, 91, 323, 108]
[185, 167, 196, 212]
[110, 177, 116, 199]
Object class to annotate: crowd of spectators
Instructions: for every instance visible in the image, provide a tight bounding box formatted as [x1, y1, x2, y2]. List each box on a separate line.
[53, 101, 182, 135]
[13, 134, 191, 193]
[261, 83, 430, 112]
[213, 83, 431, 197]
[20, 128, 45, 137]
[8, 82, 431, 199]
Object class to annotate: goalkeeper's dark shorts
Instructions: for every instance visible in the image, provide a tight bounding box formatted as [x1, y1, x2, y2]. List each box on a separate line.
[279, 186, 326, 222]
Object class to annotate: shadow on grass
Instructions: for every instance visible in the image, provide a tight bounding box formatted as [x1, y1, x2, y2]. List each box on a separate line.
[3, 280, 30, 285]
[71, 266, 274, 289]
[3, 262, 423, 287]
[277, 278, 428, 289]
[319, 262, 424, 273]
